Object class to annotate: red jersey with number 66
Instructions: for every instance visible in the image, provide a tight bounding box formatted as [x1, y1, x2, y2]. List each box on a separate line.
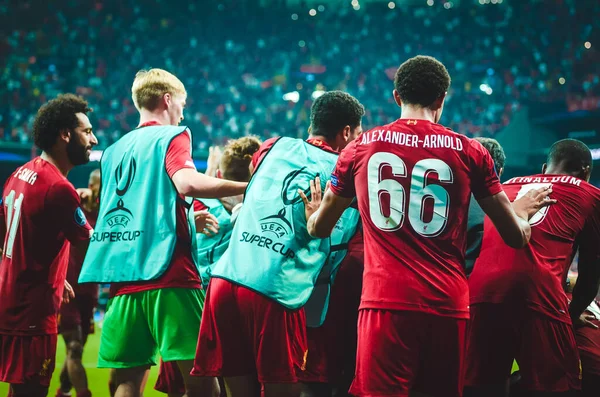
[0, 157, 92, 335]
[330, 119, 502, 319]
[469, 174, 600, 324]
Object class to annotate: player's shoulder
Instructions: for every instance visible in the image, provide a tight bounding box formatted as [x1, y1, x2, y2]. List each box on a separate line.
[260, 136, 281, 150]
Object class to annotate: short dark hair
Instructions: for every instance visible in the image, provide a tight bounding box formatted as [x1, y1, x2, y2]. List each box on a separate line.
[310, 91, 365, 140]
[475, 137, 506, 174]
[547, 138, 592, 173]
[394, 55, 451, 108]
[33, 94, 92, 152]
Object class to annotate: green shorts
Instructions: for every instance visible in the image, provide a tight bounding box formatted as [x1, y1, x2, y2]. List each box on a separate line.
[98, 287, 205, 368]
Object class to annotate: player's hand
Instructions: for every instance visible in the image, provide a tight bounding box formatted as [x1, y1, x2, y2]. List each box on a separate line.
[573, 313, 599, 329]
[194, 210, 219, 236]
[512, 185, 557, 220]
[219, 195, 242, 214]
[77, 188, 93, 204]
[63, 280, 75, 304]
[206, 146, 223, 177]
[299, 177, 328, 221]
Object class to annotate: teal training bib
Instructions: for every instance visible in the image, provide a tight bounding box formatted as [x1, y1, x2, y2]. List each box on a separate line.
[211, 137, 358, 310]
[80, 125, 199, 283]
[196, 198, 234, 289]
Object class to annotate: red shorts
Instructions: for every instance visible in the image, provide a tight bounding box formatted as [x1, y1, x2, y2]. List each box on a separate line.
[575, 317, 600, 377]
[298, 244, 363, 384]
[0, 334, 57, 387]
[155, 360, 186, 395]
[466, 303, 581, 392]
[350, 309, 467, 397]
[192, 278, 308, 383]
[58, 293, 96, 337]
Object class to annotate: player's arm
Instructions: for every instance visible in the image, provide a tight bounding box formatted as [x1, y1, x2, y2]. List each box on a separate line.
[470, 140, 554, 248]
[204, 146, 222, 177]
[172, 169, 247, 198]
[304, 141, 357, 238]
[47, 182, 93, 259]
[478, 186, 554, 248]
[167, 132, 247, 198]
[303, 178, 354, 238]
[570, 225, 600, 327]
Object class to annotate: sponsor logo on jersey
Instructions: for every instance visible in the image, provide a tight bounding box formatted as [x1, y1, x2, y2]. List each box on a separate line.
[330, 174, 339, 187]
[74, 207, 87, 226]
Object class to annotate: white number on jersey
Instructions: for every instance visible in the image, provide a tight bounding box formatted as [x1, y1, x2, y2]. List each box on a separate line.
[367, 153, 454, 237]
[515, 183, 551, 226]
[3, 190, 24, 258]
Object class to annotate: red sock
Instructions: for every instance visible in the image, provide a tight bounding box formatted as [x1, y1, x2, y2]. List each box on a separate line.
[76, 390, 92, 397]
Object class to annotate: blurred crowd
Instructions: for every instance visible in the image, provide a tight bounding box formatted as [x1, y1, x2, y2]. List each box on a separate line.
[1, 0, 599, 152]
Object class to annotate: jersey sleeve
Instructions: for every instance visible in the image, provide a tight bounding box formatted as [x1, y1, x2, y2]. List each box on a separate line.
[46, 182, 92, 243]
[251, 137, 279, 170]
[468, 140, 503, 200]
[330, 140, 357, 198]
[0, 197, 5, 242]
[165, 130, 197, 178]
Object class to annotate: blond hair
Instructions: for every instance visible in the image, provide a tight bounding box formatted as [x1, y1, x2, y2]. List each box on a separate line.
[131, 68, 187, 111]
[220, 136, 262, 182]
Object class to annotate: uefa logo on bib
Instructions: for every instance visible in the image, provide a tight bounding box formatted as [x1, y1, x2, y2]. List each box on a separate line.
[106, 156, 137, 228]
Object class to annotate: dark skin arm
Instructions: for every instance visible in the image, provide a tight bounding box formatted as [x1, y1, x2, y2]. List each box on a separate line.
[570, 240, 600, 328]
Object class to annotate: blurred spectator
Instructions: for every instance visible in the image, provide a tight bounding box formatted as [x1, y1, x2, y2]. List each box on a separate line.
[0, 0, 598, 151]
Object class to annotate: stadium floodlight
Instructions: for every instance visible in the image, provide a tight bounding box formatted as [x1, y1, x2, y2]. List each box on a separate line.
[479, 83, 493, 95]
[311, 90, 325, 100]
[283, 91, 300, 103]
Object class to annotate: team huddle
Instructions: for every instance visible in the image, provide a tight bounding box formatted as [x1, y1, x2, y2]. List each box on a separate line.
[0, 55, 599, 397]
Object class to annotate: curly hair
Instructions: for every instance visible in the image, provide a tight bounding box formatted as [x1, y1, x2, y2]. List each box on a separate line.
[32, 94, 92, 152]
[310, 91, 365, 140]
[474, 137, 506, 174]
[394, 55, 451, 108]
[220, 136, 262, 182]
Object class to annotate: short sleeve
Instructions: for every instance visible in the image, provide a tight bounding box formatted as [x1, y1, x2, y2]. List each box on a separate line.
[46, 182, 92, 243]
[252, 137, 279, 170]
[166, 130, 196, 178]
[468, 140, 503, 200]
[330, 140, 357, 198]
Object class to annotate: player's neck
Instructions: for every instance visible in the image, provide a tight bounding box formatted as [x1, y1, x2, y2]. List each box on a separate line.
[400, 106, 438, 124]
[309, 134, 338, 151]
[40, 151, 72, 177]
[138, 109, 170, 127]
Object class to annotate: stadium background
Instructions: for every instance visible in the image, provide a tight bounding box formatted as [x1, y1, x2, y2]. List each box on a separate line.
[0, 0, 598, 394]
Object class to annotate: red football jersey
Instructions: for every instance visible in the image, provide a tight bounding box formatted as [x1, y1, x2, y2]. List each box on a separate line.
[330, 119, 502, 319]
[0, 157, 92, 335]
[469, 174, 600, 323]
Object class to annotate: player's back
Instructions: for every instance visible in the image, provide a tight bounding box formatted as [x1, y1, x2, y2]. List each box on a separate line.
[469, 174, 600, 323]
[0, 157, 83, 335]
[350, 118, 501, 318]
